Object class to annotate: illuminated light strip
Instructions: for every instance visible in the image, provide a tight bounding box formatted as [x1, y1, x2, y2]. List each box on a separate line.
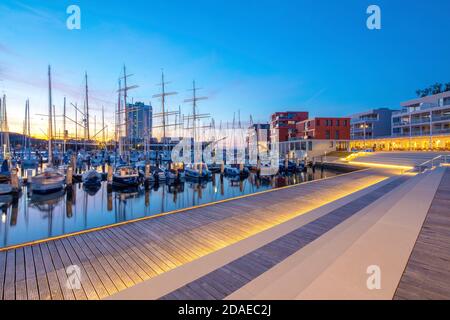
[348, 161, 414, 171]
[0, 168, 380, 252]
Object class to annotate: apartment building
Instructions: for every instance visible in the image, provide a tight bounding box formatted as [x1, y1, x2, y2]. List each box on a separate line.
[296, 117, 351, 140]
[350, 108, 396, 140]
[270, 111, 309, 142]
[392, 91, 450, 137]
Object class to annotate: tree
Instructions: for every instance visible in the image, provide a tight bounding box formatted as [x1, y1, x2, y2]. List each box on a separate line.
[431, 83, 443, 95]
[421, 88, 430, 97]
[445, 83, 450, 92]
[416, 89, 422, 97]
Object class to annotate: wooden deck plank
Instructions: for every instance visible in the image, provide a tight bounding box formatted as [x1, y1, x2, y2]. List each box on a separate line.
[110, 226, 167, 275]
[3, 250, 15, 300]
[14, 248, 27, 300]
[124, 223, 181, 270]
[24, 246, 39, 300]
[86, 231, 143, 285]
[65, 236, 116, 297]
[106, 227, 160, 277]
[43, 242, 76, 300]
[31, 245, 52, 300]
[395, 168, 450, 300]
[58, 238, 100, 300]
[71, 234, 127, 292]
[79, 232, 135, 288]
[0, 251, 6, 300]
[98, 229, 152, 281]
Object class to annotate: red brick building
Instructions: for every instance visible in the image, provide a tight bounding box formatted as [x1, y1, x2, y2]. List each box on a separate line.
[296, 117, 351, 140]
[270, 111, 309, 142]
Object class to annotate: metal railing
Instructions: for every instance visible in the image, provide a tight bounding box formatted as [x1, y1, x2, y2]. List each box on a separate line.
[414, 155, 450, 172]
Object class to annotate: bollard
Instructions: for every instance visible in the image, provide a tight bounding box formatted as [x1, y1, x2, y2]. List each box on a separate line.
[220, 163, 225, 175]
[145, 164, 150, 179]
[144, 164, 150, 190]
[199, 163, 203, 176]
[107, 166, 113, 192]
[66, 167, 73, 187]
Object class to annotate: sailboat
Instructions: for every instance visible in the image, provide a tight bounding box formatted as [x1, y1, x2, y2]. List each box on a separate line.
[30, 66, 65, 194]
[22, 99, 38, 168]
[112, 166, 140, 188]
[82, 169, 102, 187]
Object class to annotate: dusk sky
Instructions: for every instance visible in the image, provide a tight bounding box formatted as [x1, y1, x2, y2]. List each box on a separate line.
[1, 0, 450, 138]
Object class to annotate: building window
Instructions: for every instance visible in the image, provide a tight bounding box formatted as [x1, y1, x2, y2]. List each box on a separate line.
[326, 130, 331, 139]
[316, 119, 320, 126]
[335, 130, 339, 139]
[343, 120, 347, 126]
[336, 120, 340, 126]
[308, 141, 313, 151]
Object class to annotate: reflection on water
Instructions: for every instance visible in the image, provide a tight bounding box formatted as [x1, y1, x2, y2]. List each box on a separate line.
[0, 169, 339, 248]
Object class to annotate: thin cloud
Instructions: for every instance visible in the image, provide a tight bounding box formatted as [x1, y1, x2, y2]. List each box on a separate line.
[13, 0, 63, 25]
[0, 43, 17, 56]
[304, 88, 327, 106]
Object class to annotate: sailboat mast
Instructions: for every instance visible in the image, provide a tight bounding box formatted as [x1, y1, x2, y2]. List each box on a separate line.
[48, 65, 53, 165]
[123, 65, 128, 152]
[102, 105, 105, 146]
[161, 72, 166, 142]
[192, 80, 197, 143]
[85, 72, 90, 141]
[63, 97, 66, 154]
[27, 100, 31, 156]
[118, 79, 123, 156]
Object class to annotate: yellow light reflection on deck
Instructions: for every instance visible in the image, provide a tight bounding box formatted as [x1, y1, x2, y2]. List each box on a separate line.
[348, 161, 414, 171]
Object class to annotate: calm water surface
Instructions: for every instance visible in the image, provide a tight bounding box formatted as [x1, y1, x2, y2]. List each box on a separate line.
[0, 169, 340, 248]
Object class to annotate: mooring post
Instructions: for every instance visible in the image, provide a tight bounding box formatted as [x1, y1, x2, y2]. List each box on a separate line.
[144, 164, 150, 190]
[107, 165, 113, 192]
[66, 166, 73, 187]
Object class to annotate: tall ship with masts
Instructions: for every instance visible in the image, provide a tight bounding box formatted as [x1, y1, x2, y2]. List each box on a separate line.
[30, 66, 66, 194]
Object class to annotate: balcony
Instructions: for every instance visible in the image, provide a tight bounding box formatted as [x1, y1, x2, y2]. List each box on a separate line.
[392, 129, 450, 137]
[411, 117, 431, 125]
[392, 121, 410, 127]
[432, 115, 450, 122]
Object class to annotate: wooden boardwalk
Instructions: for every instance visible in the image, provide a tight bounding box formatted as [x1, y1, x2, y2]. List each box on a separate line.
[0, 170, 388, 300]
[394, 167, 450, 300]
